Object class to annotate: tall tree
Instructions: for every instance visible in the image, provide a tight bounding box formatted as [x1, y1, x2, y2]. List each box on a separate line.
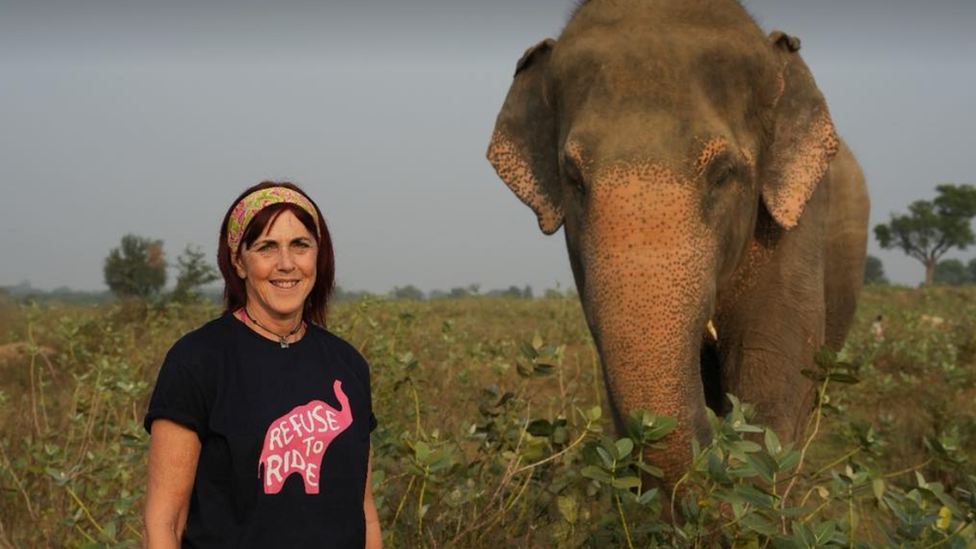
[863, 254, 887, 285]
[170, 245, 220, 303]
[874, 184, 976, 285]
[103, 234, 167, 298]
[969, 258, 976, 283]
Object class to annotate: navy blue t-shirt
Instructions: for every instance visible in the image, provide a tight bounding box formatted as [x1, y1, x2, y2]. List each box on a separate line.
[144, 312, 376, 548]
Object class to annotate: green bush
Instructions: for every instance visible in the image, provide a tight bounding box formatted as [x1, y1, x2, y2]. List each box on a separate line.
[1, 289, 974, 548]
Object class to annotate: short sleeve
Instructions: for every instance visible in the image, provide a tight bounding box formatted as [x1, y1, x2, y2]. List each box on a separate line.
[325, 331, 378, 434]
[143, 350, 210, 442]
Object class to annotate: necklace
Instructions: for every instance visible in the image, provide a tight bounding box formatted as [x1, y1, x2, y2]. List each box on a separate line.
[243, 307, 304, 349]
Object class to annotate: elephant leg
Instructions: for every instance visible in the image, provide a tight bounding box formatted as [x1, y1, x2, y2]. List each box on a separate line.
[720, 309, 823, 444]
[716, 199, 827, 444]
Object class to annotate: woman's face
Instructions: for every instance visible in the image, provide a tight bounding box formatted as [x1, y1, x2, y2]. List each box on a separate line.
[234, 209, 318, 320]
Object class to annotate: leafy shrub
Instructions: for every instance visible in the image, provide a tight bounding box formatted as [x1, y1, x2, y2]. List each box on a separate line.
[1, 289, 974, 548]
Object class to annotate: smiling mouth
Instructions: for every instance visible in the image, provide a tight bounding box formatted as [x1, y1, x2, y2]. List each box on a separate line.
[271, 280, 300, 289]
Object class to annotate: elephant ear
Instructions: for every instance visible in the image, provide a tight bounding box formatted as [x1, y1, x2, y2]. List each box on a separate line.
[760, 31, 840, 230]
[486, 39, 564, 235]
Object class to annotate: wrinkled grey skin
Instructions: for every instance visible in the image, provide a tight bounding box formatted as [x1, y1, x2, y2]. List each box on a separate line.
[486, 0, 869, 490]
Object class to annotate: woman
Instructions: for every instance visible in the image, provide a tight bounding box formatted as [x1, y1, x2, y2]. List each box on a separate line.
[143, 182, 382, 548]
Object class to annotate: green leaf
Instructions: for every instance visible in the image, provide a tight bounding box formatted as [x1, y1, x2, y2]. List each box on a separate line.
[100, 521, 117, 542]
[519, 342, 538, 360]
[496, 392, 514, 407]
[915, 471, 928, 488]
[707, 453, 732, 485]
[644, 416, 678, 441]
[615, 438, 634, 458]
[587, 406, 602, 422]
[638, 487, 659, 506]
[612, 476, 642, 489]
[526, 419, 553, 437]
[45, 467, 68, 485]
[532, 363, 555, 376]
[596, 446, 614, 468]
[428, 456, 453, 472]
[556, 495, 577, 524]
[741, 513, 780, 537]
[745, 453, 776, 484]
[935, 506, 952, 530]
[800, 369, 822, 381]
[637, 462, 664, 478]
[735, 440, 763, 454]
[735, 484, 777, 509]
[553, 426, 569, 445]
[765, 428, 782, 456]
[581, 465, 612, 483]
[771, 536, 799, 549]
[791, 522, 815, 548]
[827, 372, 860, 384]
[414, 441, 431, 463]
[815, 346, 837, 367]
[814, 521, 836, 545]
[778, 450, 801, 471]
[872, 479, 885, 504]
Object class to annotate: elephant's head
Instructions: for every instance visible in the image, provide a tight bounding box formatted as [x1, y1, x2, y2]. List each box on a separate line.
[487, 0, 838, 486]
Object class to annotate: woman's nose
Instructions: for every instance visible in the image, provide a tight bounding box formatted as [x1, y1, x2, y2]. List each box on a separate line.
[276, 247, 296, 270]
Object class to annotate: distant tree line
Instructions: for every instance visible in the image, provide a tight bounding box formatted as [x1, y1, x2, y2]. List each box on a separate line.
[375, 283, 577, 301]
[0, 281, 113, 305]
[0, 234, 578, 305]
[25, 182, 976, 303]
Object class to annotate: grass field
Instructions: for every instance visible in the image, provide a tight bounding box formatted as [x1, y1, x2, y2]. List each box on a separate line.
[0, 286, 974, 548]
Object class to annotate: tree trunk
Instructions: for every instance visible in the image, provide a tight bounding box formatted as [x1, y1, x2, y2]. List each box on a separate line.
[924, 259, 936, 285]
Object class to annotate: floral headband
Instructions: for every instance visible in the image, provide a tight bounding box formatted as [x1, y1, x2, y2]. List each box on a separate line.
[226, 187, 320, 253]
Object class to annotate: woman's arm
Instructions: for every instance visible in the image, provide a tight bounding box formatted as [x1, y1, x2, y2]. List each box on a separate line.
[144, 419, 201, 549]
[364, 448, 383, 549]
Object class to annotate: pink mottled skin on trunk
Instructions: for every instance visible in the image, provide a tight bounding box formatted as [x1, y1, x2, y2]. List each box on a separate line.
[578, 158, 717, 484]
[258, 380, 352, 495]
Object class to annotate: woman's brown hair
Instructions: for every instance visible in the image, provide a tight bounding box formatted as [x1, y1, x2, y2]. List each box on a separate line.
[217, 181, 335, 327]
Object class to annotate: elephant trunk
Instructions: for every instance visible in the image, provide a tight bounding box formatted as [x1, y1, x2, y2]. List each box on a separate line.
[578, 164, 717, 487]
[583, 258, 713, 486]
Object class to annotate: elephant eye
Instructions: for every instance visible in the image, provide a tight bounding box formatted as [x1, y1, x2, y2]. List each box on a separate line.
[564, 162, 587, 197]
[709, 160, 738, 187]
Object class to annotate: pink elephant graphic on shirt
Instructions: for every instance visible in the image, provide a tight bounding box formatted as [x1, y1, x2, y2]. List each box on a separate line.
[257, 380, 353, 494]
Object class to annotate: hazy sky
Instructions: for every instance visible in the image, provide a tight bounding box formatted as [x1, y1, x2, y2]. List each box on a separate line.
[1, 0, 974, 293]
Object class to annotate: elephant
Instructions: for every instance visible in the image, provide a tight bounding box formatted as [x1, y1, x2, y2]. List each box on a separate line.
[486, 0, 869, 490]
[257, 380, 352, 494]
